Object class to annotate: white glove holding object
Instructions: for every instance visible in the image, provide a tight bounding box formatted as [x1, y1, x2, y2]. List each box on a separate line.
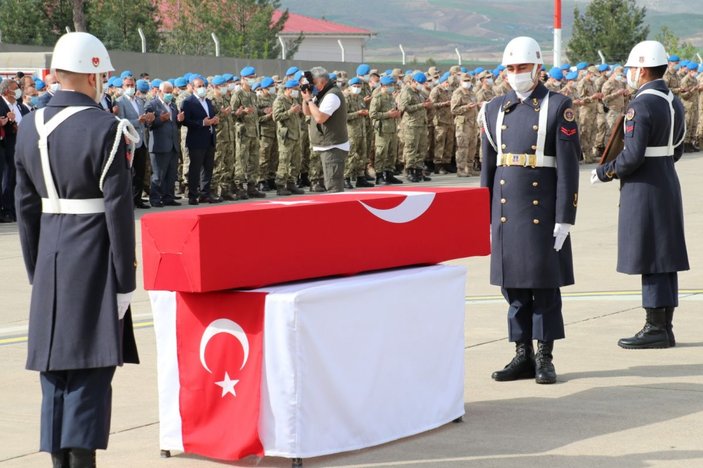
[553, 223, 572, 252]
[590, 169, 603, 185]
[117, 291, 134, 320]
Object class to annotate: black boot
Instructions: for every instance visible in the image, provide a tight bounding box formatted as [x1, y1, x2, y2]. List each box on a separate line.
[276, 183, 292, 196]
[420, 169, 432, 181]
[617, 308, 670, 349]
[356, 176, 374, 188]
[344, 178, 354, 189]
[407, 168, 421, 183]
[247, 184, 267, 199]
[384, 170, 403, 185]
[535, 341, 557, 384]
[68, 449, 96, 468]
[491, 341, 536, 381]
[665, 307, 676, 347]
[51, 450, 69, 468]
[298, 172, 311, 187]
[286, 181, 305, 195]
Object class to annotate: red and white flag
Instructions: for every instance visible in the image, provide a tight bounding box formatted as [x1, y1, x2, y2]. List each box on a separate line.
[158, 290, 266, 460]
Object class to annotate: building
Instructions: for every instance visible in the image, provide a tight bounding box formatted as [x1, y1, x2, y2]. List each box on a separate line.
[272, 11, 375, 63]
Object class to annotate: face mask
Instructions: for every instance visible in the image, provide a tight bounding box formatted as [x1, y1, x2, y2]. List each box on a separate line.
[362, 74, 370, 82]
[124, 87, 135, 97]
[49, 83, 61, 93]
[385, 86, 395, 93]
[227, 83, 236, 91]
[234, 84, 242, 92]
[163, 93, 173, 103]
[195, 87, 207, 98]
[14, 88, 22, 100]
[290, 90, 300, 98]
[461, 82, 472, 90]
[351, 87, 362, 95]
[507, 70, 535, 94]
[486, 78, 494, 85]
[246, 78, 256, 87]
[616, 75, 625, 82]
[371, 81, 380, 89]
[626, 68, 640, 89]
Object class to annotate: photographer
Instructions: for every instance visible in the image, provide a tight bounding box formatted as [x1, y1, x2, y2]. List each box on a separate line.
[302, 67, 349, 192]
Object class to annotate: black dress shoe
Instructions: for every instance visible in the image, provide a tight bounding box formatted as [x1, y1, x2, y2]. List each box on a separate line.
[188, 198, 199, 206]
[222, 193, 236, 201]
[356, 177, 374, 188]
[200, 196, 223, 204]
[135, 201, 151, 209]
[164, 200, 181, 206]
[151, 201, 164, 208]
[174, 195, 182, 200]
[492, 341, 536, 381]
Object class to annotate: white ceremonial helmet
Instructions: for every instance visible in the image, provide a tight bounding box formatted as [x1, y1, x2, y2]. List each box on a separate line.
[502, 36, 544, 66]
[51, 32, 114, 74]
[625, 40, 668, 68]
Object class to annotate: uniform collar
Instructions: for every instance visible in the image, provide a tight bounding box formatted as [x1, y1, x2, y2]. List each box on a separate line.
[46, 90, 101, 108]
[637, 78, 666, 96]
[501, 83, 548, 111]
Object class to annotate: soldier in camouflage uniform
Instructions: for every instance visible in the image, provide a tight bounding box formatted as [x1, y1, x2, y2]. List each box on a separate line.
[475, 71, 496, 169]
[344, 77, 374, 188]
[174, 77, 192, 194]
[664, 55, 682, 96]
[272, 79, 305, 196]
[594, 65, 609, 152]
[369, 76, 403, 185]
[208, 76, 236, 200]
[230, 66, 265, 199]
[452, 73, 479, 177]
[601, 67, 629, 138]
[256, 77, 278, 191]
[399, 72, 433, 182]
[679, 62, 700, 152]
[429, 74, 455, 174]
[575, 67, 602, 163]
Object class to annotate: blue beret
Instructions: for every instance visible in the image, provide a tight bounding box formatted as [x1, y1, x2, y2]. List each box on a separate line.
[566, 71, 578, 80]
[232, 75, 240, 82]
[286, 66, 299, 76]
[174, 77, 187, 88]
[136, 79, 150, 93]
[474, 67, 485, 74]
[380, 76, 395, 86]
[212, 75, 226, 86]
[469, 71, 475, 76]
[285, 79, 299, 89]
[413, 72, 427, 84]
[120, 70, 133, 79]
[151, 79, 162, 88]
[560, 63, 571, 70]
[251, 83, 260, 91]
[329, 72, 337, 80]
[404, 69, 413, 76]
[34, 79, 45, 90]
[548, 67, 563, 80]
[597, 64, 609, 72]
[460, 67, 468, 73]
[492, 69, 500, 78]
[384, 69, 393, 76]
[183, 72, 193, 81]
[188, 74, 199, 84]
[106, 77, 116, 87]
[699, 64, 703, 73]
[496, 65, 506, 71]
[240, 66, 256, 77]
[222, 73, 234, 81]
[668, 55, 680, 62]
[167, 78, 175, 85]
[113, 77, 124, 87]
[260, 76, 275, 88]
[348, 77, 361, 85]
[576, 62, 587, 70]
[441, 71, 450, 80]
[294, 70, 303, 81]
[439, 75, 447, 84]
[356, 64, 371, 75]
[686, 62, 698, 70]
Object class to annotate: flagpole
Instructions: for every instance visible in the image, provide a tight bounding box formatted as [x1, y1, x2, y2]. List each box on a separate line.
[554, 0, 562, 67]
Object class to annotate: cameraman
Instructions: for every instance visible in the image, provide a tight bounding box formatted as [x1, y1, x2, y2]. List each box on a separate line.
[302, 67, 349, 192]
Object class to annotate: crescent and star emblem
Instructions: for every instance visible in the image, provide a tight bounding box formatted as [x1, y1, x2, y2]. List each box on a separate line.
[199, 318, 250, 398]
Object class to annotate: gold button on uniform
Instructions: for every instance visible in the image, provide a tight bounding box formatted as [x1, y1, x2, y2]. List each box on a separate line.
[501, 143, 506, 149]
[532, 125, 538, 131]
[532, 181, 539, 187]
[531, 144, 537, 150]
[500, 198, 507, 204]
[533, 219, 540, 224]
[500, 217, 507, 223]
[533, 200, 539, 206]
[500, 179, 506, 185]
[501, 125, 507, 130]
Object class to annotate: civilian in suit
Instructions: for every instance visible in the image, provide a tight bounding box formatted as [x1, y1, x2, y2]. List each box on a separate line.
[0, 78, 31, 221]
[145, 81, 184, 207]
[182, 77, 222, 205]
[116, 76, 154, 209]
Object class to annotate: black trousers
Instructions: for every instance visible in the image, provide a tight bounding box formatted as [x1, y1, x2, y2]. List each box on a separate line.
[149, 150, 178, 204]
[39, 367, 116, 452]
[187, 145, 215, 199]
[642, 272, 678, 308]
[501, 287, 565, 342]
[132, 144, 148, 204]
[1, 145, 16, 217]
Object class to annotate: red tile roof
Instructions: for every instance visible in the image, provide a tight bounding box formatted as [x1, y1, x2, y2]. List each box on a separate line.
[272, 10, 373, 35]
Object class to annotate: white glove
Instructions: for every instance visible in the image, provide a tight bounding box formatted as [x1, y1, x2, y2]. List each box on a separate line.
[117, 291, 134, 320]
[590, 169, 603, 185]
[553, 223, 572, 252]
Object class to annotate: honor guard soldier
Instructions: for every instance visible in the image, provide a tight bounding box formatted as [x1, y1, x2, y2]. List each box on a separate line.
[481, 36, 581, 385]
[592, 40, 689, 349]
[14, 32, 140, 467]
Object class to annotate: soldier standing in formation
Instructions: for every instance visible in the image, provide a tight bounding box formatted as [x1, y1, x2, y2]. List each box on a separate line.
[452, 73, 479, 177]
[481, 36, 580, 385]
[344, 77, 374, 188]
[399, 72, 433, 182]
[429, 75, 455, 175]
[369, 76, 403, 185]
[272, 80, 305, 196]
[593, 40, 689, 349]
[256, 77, 278, 192]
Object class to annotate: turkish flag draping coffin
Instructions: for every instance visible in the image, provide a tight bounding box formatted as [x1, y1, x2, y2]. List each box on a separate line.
[141, 187, 489, 292]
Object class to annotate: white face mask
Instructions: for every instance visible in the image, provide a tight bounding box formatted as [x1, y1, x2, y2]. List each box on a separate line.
[626, 68, 641, 89]
[234, 84, 242, 92]
[507, 69, 536, 94]
[351, 86, 362, 95]
[49, 83, 61, 93]
[195, 87, 207, 98]
[486, 78, 494, 85]
[13, 88, 22, 100]
[228, 83, 236, 91]
[123, 86, 136, 97]
[290, 90, 300, 98]
[461, 81, 472, 90]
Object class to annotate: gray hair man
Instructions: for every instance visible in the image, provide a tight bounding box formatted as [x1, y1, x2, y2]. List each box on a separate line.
[302, 67, 349, 192]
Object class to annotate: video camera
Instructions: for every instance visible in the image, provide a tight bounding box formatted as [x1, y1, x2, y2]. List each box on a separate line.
[301, 71, 314, 94]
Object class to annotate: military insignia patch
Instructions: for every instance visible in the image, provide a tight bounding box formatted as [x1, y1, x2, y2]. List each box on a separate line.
[560, 126, 577, 137]
[563, 108, 575, 122]
[92, 57, 100, 67]
[626, 108, 635, 120]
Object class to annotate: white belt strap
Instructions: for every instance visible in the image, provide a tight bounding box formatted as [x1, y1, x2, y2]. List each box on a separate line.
[635, 89, 683, 157]
[496, 92, 556, 168]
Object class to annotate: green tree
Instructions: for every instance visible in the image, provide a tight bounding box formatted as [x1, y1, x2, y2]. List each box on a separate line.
[0, 0, 73, 46]
[655, 26, 700, 61]
[567, 0, 649, 63]
[160, 0, 302, 59]
[86, 0, 162, 52]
